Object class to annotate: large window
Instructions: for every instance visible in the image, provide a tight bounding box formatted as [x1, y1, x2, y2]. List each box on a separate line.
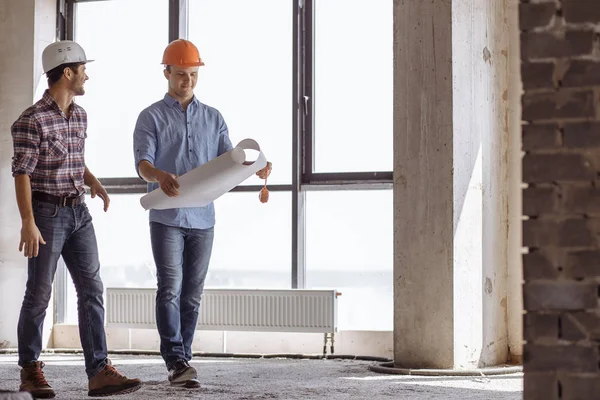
[209, 192, 291, 288]
[64, 194, 154, 324]
[306, 191, 393, 331]
[313, 0, 393, 173]
[60, 0, 393, 332]
[64, 192, 290, 323]
[188, 0, 293, 184]
[73, 0, 169, 177]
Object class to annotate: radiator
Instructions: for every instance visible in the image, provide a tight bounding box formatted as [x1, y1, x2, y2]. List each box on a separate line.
[106, 288, 338, 333]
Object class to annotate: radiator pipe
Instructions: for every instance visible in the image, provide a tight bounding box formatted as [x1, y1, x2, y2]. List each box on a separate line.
[0, 348, 523, 375]
[0, 348, 392, 363]
[368, 361, 523, 376]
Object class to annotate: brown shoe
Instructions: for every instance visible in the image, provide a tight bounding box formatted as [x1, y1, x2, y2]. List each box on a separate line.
[19, 361, 56, 399]
[88, 364, 141, 397]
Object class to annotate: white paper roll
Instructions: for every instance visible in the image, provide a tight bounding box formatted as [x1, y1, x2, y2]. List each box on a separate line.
[140, 138, 267, 210]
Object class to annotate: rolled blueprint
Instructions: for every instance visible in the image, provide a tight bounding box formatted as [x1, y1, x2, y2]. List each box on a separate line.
[140, 138, 267, 210]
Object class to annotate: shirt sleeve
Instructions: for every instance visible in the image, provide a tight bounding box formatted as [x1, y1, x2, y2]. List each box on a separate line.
[11, 113, 41, 177]
[217, 112, 234, 156]
[133, 110, 157, 179]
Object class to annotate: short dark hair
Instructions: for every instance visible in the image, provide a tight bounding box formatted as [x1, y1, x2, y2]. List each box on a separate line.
[46, 62, 85, 86]
[165, 65, 172, 73]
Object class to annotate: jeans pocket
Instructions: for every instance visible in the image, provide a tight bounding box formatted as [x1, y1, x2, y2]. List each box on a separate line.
[33, 201, 58, 218]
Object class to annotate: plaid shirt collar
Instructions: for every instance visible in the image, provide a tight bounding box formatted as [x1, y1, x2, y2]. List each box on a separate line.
[41, 89, 77, 117]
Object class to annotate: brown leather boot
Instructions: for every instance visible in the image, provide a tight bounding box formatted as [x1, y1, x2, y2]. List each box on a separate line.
[88, 364, 141, 397]
[19, 361, 55, 399]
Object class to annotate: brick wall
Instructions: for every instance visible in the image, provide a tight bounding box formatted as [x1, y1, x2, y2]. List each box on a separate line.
[521, 1, 600, 399]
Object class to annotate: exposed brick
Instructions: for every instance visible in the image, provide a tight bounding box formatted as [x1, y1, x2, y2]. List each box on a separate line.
[523, 187, 558, 215]
[521, 0, 600, 394]
[525, 313, 559, 341]
[565, 250, 600, 278]
[561, 61, 600, 88]
[564, 122, 600, 148]
[523, 219, 596, 247]
[524, 373, 559, 400]
[522, 90, 595, 121]
[522, 124, 560, 151]
[523, 252, 560, 280]
[562, 311, 600, 341]
[519, 2, 556, 30]
[523, 281, 598, 311]
[522, 62, 555, 90]
[521, 31, 594, 60]
[563, 0, 600, 24]
[522, 154, 595, 183]
[527, 373, 560, 399]
[524, 344, 599, 373]
[561, 313, 588, 341]
[560, 374, 600, 399]
[563, 186, 600, 214]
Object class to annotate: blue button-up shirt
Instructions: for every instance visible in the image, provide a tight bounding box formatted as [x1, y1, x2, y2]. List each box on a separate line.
[133, 94, 233, 229]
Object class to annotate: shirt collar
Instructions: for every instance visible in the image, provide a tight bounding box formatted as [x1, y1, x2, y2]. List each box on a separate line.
[163, 93, 199, 110]
[41, 89, 73, 115]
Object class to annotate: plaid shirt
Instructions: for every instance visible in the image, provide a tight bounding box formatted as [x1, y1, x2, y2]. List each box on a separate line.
[11, 90, 87, 197]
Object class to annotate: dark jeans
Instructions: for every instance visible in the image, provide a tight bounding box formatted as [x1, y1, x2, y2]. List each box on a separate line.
[17, 199, 108, 378]
[150, 222, 214, 367]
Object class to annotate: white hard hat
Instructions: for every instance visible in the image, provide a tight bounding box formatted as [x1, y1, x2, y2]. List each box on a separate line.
[42, 40, 94, 74]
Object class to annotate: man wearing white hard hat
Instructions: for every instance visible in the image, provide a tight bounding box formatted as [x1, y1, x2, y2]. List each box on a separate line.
[11, 40, 142, 398]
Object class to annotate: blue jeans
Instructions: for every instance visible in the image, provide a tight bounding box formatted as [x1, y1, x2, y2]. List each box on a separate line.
[17, 199, 108, 378]
[150, 222, 214, 367]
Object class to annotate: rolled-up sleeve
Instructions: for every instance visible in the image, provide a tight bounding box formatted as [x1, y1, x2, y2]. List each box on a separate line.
[217, 113, 233, 156]
[11, 113, 41, 177]
[133, 110, 157, 178]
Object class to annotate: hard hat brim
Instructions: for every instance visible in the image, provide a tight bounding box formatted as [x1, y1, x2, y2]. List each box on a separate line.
[161, 61, 205, 67]
[43, 59, 95, 74]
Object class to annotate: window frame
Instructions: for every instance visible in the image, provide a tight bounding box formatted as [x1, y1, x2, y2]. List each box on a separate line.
[55, 0, 392, 320]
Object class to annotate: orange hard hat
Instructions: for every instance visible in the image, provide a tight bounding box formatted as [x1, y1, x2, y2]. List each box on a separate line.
[161, 39, 205, 67]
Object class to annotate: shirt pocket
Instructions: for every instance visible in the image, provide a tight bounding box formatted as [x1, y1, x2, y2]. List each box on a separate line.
[47, 133, 68, 159]
[75, 130, 87, 152]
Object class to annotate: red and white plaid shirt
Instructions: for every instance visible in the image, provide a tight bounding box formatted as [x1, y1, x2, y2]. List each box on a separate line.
[11, 90, 87, 197]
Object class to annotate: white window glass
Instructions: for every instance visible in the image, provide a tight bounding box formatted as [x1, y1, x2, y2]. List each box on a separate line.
[314, 0, 393, 172]
[188, 0, 292, 184]
[208, 191, 291, 288]
[73, 0, 168, 178]
[306, 190, 393, 331]
[64, 194, 155, 324]
[64, 192, 290, 323]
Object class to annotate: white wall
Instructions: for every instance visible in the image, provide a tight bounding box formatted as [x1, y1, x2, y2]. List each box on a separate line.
[52, 325, 394, 359]
[0, 0, 56, 349]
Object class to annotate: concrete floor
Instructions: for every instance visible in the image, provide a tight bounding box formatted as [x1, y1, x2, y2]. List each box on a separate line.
[0, 354, 523, 399]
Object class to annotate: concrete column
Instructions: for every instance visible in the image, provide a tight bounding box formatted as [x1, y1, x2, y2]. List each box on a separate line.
[0, 0, 56, 349]
[393, 0, 510, 369]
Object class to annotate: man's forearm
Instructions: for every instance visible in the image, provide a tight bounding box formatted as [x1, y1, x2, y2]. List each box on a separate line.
[138, 160, 162, 183]
[84, 166, 100, 187]
[14, 174, 34, 222]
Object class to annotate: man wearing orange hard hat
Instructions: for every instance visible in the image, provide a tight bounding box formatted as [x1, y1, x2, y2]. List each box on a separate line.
[133, 39, 272, 388]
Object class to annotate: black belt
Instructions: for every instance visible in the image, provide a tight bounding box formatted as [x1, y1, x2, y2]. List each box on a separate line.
[32, 191, 84, 207]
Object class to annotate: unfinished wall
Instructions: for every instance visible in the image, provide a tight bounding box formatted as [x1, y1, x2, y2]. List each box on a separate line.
[0, 0, 56, 349]
[521, 0, 600, 399]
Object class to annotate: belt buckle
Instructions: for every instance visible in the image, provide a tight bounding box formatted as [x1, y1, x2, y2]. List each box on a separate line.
[62, 196, 68, 207]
